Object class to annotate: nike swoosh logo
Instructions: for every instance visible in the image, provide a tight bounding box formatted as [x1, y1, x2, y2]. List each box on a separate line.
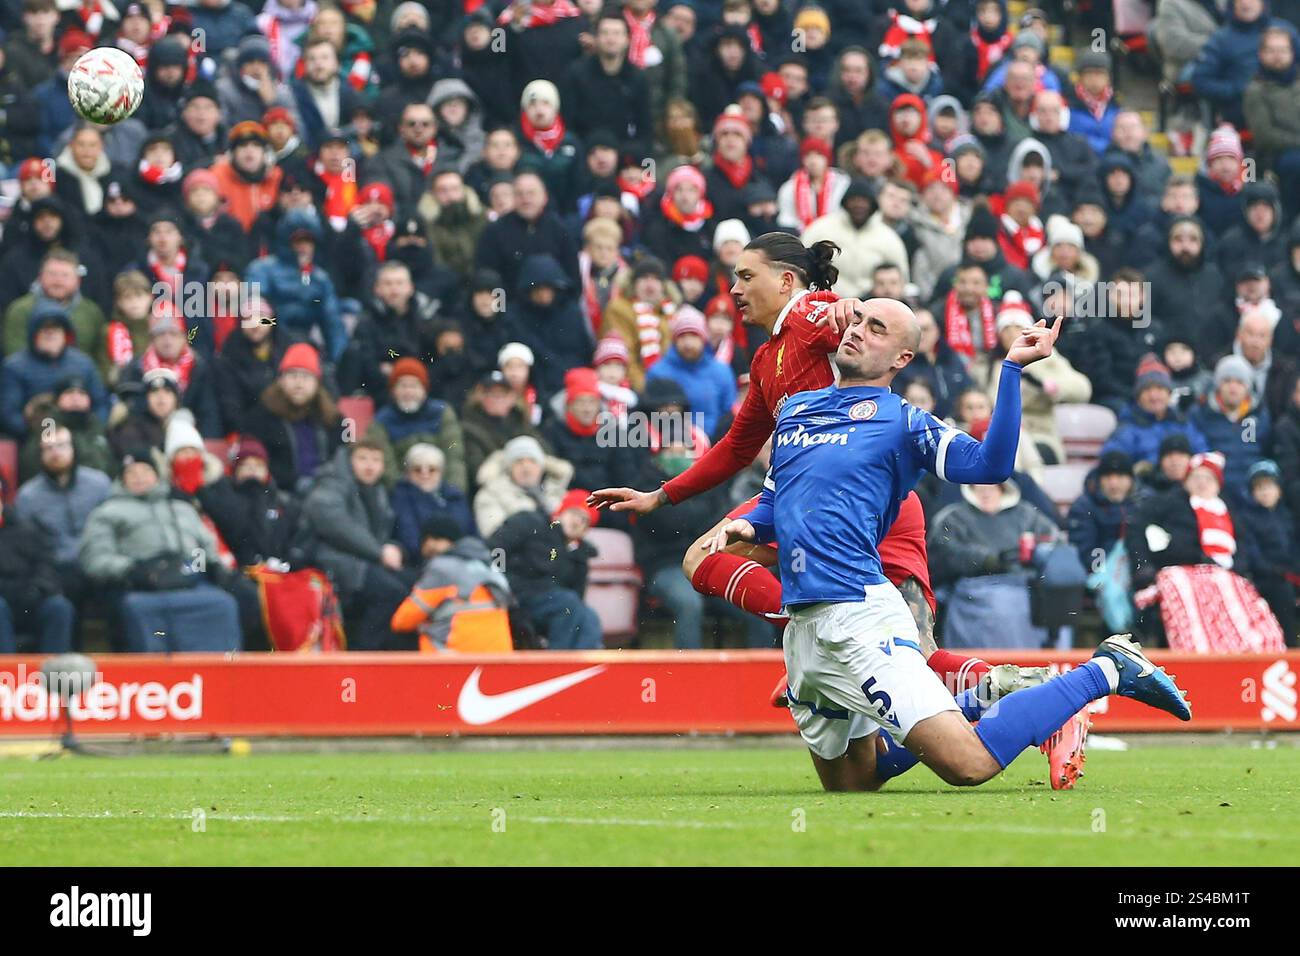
[456, 665, 607, 726]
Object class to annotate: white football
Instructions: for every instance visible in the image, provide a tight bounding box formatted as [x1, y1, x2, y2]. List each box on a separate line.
[67, 47, 145, 125]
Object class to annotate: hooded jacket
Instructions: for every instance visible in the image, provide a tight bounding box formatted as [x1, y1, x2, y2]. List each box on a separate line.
[425, 78, 487, 175]
[242, 377, 342, 495]
[888, 93, 943, 189]
[1144, 218, 1228, 353]
[801, 205, 910, 299]
[1243, 25, 1300, 171]
[461, 398, 549, 493]
[0, 307, 110, 438]
[1067, 465, 1146, 566]
[511, 254, 594, 399]
[1098, 152, 1157, 239]
[15, 464, 112, 565]
[1217, 181, 1287, 281]
[1189, 389, 1273, 492]
[244, 209, 346, 362]
[417, 182, 486, 280]
[472, 447, 573, 538]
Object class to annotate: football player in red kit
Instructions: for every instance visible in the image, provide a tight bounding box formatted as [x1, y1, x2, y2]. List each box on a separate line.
[590, 233, 1088, 790]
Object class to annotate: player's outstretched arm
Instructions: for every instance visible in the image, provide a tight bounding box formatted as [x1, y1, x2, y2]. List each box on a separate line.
[586, 487, 669, 514]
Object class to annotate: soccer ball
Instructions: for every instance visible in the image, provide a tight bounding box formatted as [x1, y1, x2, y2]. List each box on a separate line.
[67, 47, 144, 125]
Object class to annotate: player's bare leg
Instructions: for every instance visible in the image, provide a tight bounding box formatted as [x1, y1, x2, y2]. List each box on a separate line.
[810, 733, 887, 792]
[904, 711, 1005, 787]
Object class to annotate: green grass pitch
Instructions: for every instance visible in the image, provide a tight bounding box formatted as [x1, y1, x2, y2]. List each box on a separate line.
[2, 744, 1298, 866]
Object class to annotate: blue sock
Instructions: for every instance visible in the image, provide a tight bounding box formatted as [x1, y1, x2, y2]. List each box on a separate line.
[953, 687, 989, 723]
[974, 662, 1110, 768]
[873, 730, 920, 781]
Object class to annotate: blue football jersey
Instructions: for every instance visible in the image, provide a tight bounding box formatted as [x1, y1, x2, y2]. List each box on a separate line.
[746, 362, 1024, 606]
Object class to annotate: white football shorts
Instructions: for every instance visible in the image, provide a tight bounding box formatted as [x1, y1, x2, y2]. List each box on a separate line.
[783, 583, 959, 760]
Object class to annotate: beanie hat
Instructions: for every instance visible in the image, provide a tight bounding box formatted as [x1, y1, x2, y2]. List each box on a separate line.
[1159, 432, 1193, 458]
[228, 121, 269, 147]
[593, 336, 630, 367]
[58, 29, 93, 59]
[800, 137, 833, 163]
[995, 296, 1034, 333]
[358, 181, 394, 209]
[672, 305, 708, 341]
[262, 106, 296, 131]
[279, 342, 322, 378]
[1075, 49, 1112, 73]
[1046, 215, 1084, 250]
[948, 133, 985, 161]
[712, 104, 753, 145]
[965, 203, 999, 242]
[1097, 450, 1133, 477]
[1213, 353, 1253, 388]
[182, 167, 220, 199]
[1004, 180, 1041, 210]
[564, 366, 601, 403]
[498, 341, 535, 368]
[420, 513, 464, 544]
[665, 163, 706, 196]
[389, 356, 429, 390]
[1010, 30, 1045, 56]
[705, 293, 738, 319]
[236, 34, 273, 67]
[142, 367, 181, 396]
[1247, 459, 1282, 486]
[632, 256, 666, 281]
[1134, 353, 1174, 395]
[713, 218, 751, 253]
[19, 157, 47, 182]
[148, 300, 184, 335]
[793, 6, 831, 34]
[234, 436, 269, 466]
[1206, 125, 1244, 165]
[552, 488, 599, 526]
[502, 435, 546, 468]
[1189, 451, 1225, 485]
[672, 255, 710, 284]
[164, 416, 204, 460]
[120, 447, 159, 475]
[521, 79, 560, 110]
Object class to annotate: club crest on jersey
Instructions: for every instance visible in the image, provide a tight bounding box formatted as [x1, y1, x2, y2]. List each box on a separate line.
[849, 399, 878, 421]
[775, 343, 785, 380]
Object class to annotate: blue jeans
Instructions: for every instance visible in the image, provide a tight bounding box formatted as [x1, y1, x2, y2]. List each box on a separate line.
[0, 595, 75, 654]
[522, 589, 603, 650]
[646, 566, 777, 649]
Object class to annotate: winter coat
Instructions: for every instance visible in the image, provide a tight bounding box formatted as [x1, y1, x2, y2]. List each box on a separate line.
[116, 352, 223, 439]
[472, 449, 573, 538]
[212, 325, 299, 434]
[390, 478, 476, 563]
[1154, 0, 1221, 84]
[909, 204, 970, 302]
[339, 292, 443, 399]
[1126, 485, 1258, 588]
[502, 10, 587, 106]
[1274, 402, 1300, 504]
[639, 193, 716, 266]
[0, 310, 110, 438]
[14, 465, 112, 565]
[290, 78, 365, 152]
[4, 292, 107, 365]
[562, 55, 653, 146]
[1102, 143, 1172, 202]
[367, 397, 468, 491]
[244, 209, 346, 363]
[54, 145, 112, 218]
[1216, 182, 1287, 281]
[461, 401, 549, 492]
[200, 473, 304, 569]
[216, 70, 300, 130]
[1102, 402, 1209, 467]
[189, 0, 257, 59]
[516, 127, 585, 216]
[369, 140, 438, 215]
[79, 478, 220, 584]
[1143, 243, 1227, 355]
[777, 169, 853, 232]
[539, 415, 641, 498]
[17, 405, 113, 482]
[928, 483, 1060, 587]
[1192, 6, 1298, 123]
[800, 209, 910, 298]
[1243, 67, 1300, 172]
[979, 348, 1092, 463]
[210, 157, 284, 235]
[1189, 392, 1273, 492]
[474, 209, 581, 297]
[1024, 130, 1096, 212]
[1058, 314, 1168, 413]
[241, 379, 342, 495]
[1195, 171, 1245, 237]
[644, 345, 738, 440]
[416, 188, 487, 282]
[488, 508, 594, 601]
[510, 254, 595, 400]
[1236, 496, 1297, 576]
[1067, 468, 1144, 567]
[0, 513, 63, 609]
[893, 342, 973, 421]
[601, 296, 677, 391]
[301, 447, 397, 596]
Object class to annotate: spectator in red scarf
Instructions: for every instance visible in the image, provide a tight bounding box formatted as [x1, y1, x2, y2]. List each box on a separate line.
[888, 93, 942, 190]
[117, 301, 222, 437]
[704, 104, 761, 222]
[777, 137, 850, 230]
[602, 255, 679, 389]
[672, 254, 710, 309]
[964, 0, 1013, 92]
[1197, 125, 1248, 236]
[308, 128, 359, 231]
[591, 336, 638, 423]
[875, 0, 964, 73]
[131, 132, 185, 216]
[351, 181, 397, 263]
[370, 101, 439, 213]
[99, 271, 153, 387]
[515, 78, 583, 215]
[995, 179, 1046, 270]
[542, 366, 641, 499]
[643, 163, 716, 263]
[579, 217, 629, 336]
[563, 9, 653, 146]
[940, 261, 999, 362]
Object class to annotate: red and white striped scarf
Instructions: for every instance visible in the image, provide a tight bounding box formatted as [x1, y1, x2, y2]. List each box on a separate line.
[624, 9, 655, 67]
[943, 289, 996, 359]
[520, 110, 567, 157]
[347, 51, 371, 93]
[970, 27, 1012, 81]
[1135, 564, 1284, 654]
[634, 301, 671, 368]
[498, 0, 582, 28]
[998, 213, 1045, 270]
[314, 159, 357, 228]
[79, 0, 107, 38]
[1073, 82, 1114, 121]
[407, 141, 437, 177]
[106, 320, 135, 366]
[148, 247, 187, 298]
[362, 219, 395, 262]
[792, 170, 833, 229]
[1190, 495, 1236, 569]
[140, 344, 195, 391]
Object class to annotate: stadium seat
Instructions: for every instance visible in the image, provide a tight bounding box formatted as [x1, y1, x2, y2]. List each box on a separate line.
[0, 439, 15, 503]
[1040, 462, 1093, 519]
[338, 396, 375, 438]
[1054, 404, 1117, 463]
[584, 528, 643, 646]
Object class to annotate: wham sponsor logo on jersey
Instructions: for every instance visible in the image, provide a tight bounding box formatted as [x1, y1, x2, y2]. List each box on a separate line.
[776, 423, 849, 448]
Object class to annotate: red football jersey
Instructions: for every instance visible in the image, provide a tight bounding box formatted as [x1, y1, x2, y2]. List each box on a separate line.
[663, 289, 935, 610]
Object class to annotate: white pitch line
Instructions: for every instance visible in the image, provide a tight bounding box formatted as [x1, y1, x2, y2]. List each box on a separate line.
[1, 809, 1296, 845]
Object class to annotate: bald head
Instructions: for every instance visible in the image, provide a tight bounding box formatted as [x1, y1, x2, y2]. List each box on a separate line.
[1237, 307, 1274, 363]
[834, 297, 920, 384]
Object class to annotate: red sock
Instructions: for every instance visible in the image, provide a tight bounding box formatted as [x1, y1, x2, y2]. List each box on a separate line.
[690, 553, 783, 617]
[927, 650, 991, 693]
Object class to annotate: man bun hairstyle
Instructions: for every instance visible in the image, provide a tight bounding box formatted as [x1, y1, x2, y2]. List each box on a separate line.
[745, 232, 840, 291]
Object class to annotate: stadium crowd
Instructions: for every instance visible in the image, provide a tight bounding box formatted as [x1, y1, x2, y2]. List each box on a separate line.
[0, 0, 1296, 655]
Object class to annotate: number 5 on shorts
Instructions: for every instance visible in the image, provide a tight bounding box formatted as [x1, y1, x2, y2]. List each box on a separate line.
[861, 677, 892, 719]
